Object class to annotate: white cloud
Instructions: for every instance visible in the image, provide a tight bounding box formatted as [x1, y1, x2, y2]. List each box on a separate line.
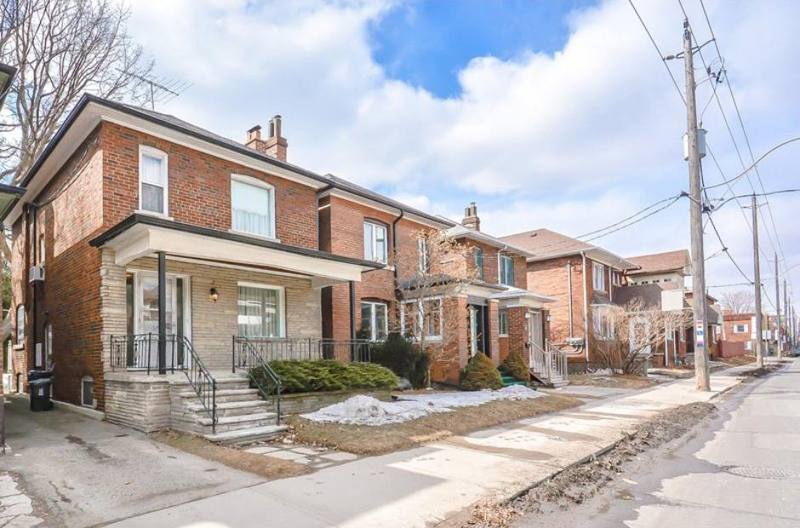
[123, 0, 800, 306]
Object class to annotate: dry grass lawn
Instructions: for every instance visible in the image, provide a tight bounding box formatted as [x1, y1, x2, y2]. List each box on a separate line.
[722, 355, 756, 367]
[152, 429, 311, 480]
[287, 393, 582, 456]
[568, 374, 663, 390]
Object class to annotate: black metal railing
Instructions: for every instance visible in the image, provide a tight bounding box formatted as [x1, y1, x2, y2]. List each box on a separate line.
[109, 333, 217, 433]
[232, 336, 283, 424]
[230, 337, 372, 363]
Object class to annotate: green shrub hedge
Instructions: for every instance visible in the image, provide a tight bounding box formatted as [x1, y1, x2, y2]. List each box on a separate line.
[501, 350, 530, 382]
[460, 352, 503, 390]
[370, 333, 430, 388]
[250, 359, 399, 394]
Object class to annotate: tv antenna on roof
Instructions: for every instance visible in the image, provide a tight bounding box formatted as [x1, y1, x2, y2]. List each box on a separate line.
[120, 70, 192, 111]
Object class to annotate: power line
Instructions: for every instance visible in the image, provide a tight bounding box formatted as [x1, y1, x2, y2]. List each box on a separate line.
[701, 137, 800, 190]
[709, 189, 800, 214]
[576, 193, 684, 239]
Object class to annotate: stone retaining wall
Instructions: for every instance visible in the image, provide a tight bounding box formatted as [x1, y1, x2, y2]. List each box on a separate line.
[280, 389, 392, 415]
[104, 373, 172, 432]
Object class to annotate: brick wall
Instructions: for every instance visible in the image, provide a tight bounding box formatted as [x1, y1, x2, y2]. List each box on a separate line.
[11, 129, 105, 407]
[526, 256, 586, 347]
[462, 239, 526, 289]
[100, 122, 318, 248]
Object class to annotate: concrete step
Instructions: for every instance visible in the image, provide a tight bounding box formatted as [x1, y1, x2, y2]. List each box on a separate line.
[185, 400, 271, 417]
[179, 389, 262, 404]
[204, 425, 288, 445]
[197, 411, 277, 427]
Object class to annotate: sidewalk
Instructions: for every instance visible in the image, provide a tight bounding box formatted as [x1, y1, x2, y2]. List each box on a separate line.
[105, 367, 753, 528]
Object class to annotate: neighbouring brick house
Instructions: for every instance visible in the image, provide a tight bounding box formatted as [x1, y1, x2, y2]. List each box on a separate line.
[720, 310, 765, 356]
[499, 228, 637, 364]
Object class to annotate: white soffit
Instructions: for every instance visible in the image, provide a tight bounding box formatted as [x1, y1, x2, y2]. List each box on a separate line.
[102, 224, 368, 283]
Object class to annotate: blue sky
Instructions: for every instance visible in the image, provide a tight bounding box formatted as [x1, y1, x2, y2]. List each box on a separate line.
[124, 0, 800, 309]
[369, 1, 593, 98]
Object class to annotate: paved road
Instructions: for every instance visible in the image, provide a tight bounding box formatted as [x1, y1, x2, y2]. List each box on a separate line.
[514, 358, 800, 528]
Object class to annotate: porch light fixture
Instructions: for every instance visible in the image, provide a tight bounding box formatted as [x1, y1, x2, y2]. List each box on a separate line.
[209, 287, 219, 302]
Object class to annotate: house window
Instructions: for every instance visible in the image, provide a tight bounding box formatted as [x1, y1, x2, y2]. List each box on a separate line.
[593, 262, 606, 291]
[498, 308, 508, 336]
[418, 237, 428, 272]
[139, 146, 168, 215]
[363, 221, 388, 263]
[360, 301, 388, 341]
[612, 271, 621, 286]
[81, 375, 96, 408]
[39, 235, 45, 265]
[592, 305, 614, 339]
[734, 324, 748, 333]
[499, 255, 514, 287]
[474, 247, 484, 281]
[402, 298, 442, 340]
[238, 284, 285, 337]
[231, 174, 276, 238]
[16, 305, 24, 343]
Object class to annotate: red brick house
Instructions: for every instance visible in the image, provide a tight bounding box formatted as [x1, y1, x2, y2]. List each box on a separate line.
[499, 229, 637, 364]
[5, 95, 386, 441]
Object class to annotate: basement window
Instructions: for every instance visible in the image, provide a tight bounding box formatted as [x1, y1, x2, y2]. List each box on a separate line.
[81, 375, 96, 408]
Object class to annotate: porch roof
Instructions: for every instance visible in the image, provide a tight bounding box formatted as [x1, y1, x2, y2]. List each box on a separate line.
[90, 214, 382, 285]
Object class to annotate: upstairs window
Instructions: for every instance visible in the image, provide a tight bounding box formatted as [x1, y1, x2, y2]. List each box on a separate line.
[418, 237, 428, 272]
[593, 262, 606, 291]
[499, 255, 514, 287]
[231, 175, 276, 239]
[474, 247, 484, 281]
[139, 146, 168, 215]
[734, 324, 748, 333]
[364, 221, 387, 263]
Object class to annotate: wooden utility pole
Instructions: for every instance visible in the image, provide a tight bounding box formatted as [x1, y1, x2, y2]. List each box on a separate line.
[684, 20, 710, 391]
[752, 196, 764, 368]
[784, 278, 788, 352]
[775, 254, 782, 360]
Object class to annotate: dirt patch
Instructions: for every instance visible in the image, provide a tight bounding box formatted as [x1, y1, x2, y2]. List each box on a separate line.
[286, 394, 582, 456]
[151, 430, 311, 480]
[722, 355, 756, 367]
[458, 401, 718, 527]
[739, 362, 784, 378]
[567, 374, 662, 390]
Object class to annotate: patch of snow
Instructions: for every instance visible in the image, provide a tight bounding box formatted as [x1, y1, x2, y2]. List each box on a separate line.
[302, 386, 545, 426]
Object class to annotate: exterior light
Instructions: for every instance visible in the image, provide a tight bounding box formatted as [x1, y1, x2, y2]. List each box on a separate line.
[209, 287, 219, 302]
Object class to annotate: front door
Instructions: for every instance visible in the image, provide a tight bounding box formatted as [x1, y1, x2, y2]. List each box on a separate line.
[131, 271, 191, 369]
[468, 305, 487, 357]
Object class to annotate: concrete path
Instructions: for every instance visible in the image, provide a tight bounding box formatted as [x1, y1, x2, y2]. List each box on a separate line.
[513, 357, 799, 527]
[2, 396, 263, 528]
[105, 367, 749, 528]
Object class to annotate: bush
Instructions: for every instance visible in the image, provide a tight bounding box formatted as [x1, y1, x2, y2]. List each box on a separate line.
[501, 350, 530, 382]
[250, 359, 399, 394]
[460, 353, 503, 391]
[370, 333, 430, 388]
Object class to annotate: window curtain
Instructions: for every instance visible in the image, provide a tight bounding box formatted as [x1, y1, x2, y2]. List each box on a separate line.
[232, 180, 273, 237]
[238, 286, 282, 337]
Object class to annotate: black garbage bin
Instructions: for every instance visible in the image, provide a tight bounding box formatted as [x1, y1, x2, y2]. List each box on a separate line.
[28, 370, 54, 412]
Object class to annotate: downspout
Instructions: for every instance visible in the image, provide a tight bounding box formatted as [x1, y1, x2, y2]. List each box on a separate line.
[581, 251, 590, 361]
[567, 261, 573, 340]
[391, 209, 404, 281]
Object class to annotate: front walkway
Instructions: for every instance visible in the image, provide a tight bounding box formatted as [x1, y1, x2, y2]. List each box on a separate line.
[105, 366, 753, 528]
[2, 396, 263, 528]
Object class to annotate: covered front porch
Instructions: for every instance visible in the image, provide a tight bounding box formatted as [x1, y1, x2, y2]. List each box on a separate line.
[89, 214, 380, 437]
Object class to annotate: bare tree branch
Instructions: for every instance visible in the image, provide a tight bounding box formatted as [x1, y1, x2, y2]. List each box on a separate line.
[720, 290, 755, 314]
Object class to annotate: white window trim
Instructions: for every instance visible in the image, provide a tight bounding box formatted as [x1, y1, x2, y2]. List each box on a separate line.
[400, 296, 443, 341]
[593, 262, 606, 291]
[230, 174, 278, 241]
[237, 281, 287, 338]
[361, 301, 389, 342]
[16, 305, 25, 343]
[499, 254, 514, 286]
[138, 145, 169, 217]
[498, 308, 509, 337]
[418, 237, 428, 272]
[364, 221, 388, 264]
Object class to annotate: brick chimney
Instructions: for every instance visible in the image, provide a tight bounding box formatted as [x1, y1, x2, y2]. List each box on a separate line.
[463, 202, 480, 231]
[245, 115, 288, 161]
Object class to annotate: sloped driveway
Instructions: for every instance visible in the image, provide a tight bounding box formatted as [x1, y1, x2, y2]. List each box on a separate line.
[3, 396, 263, 528]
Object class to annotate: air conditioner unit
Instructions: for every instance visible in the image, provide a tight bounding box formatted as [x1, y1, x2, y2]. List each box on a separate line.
[28, 265, 45, 283]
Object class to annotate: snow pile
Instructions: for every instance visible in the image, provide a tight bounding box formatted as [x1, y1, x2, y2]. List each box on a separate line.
[302, 386, 545, 426]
